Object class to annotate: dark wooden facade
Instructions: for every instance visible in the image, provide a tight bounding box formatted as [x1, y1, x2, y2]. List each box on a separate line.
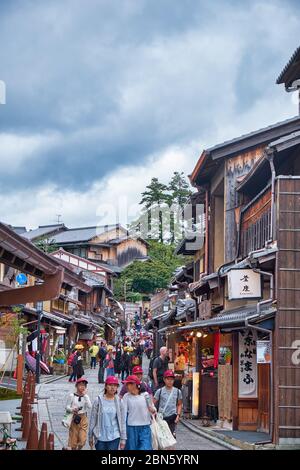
[275, 176, 300, 444]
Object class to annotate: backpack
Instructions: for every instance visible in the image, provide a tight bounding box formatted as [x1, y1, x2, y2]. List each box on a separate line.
[67, 352, 76, 366]
[148, 356, 158, 380]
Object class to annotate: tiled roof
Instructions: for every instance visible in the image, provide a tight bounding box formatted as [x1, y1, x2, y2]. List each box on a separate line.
[51, 224, 123, 244]
[22, 224, 66, 241]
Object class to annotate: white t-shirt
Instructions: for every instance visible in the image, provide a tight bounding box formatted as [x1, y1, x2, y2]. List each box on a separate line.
[122, 392, 153, 426]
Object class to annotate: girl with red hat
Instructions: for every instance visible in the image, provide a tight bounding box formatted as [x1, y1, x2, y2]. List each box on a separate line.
[122, 375, 156, 450]
[89, 376, 126, 451]
[65, 377, 92, 450]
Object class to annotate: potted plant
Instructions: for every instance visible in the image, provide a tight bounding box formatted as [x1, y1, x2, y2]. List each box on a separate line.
[224, 349, 232, 365]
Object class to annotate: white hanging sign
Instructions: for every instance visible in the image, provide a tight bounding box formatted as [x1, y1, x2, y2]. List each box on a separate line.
[239, 329, 257, 398]
[257, 340, 271, 364]
[228, 269, 261, 300]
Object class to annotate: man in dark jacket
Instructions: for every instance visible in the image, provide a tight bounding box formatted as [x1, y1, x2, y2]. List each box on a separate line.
[97, 342, 107, 384]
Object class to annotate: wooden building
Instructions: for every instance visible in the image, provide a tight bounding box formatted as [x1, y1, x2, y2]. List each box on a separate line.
[176, 105, 300, 445]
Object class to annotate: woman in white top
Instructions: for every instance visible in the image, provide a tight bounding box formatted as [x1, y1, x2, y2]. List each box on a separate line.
[65, 377, 92, 450]
[122, 375, 156, 450]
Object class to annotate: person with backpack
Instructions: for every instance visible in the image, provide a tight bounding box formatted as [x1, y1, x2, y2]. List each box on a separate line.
[153, 370, 183, 440]
[151, 346, 169, 391]
[89, 376, 126, 451]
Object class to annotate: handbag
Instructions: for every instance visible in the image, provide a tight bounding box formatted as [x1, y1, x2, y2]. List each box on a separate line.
[150, 417, 159, 450]
[62, 411, 73, 428]
[152, 414, 176, 449]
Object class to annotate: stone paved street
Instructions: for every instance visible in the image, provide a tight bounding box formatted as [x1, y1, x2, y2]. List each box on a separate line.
[35, 362, 227, 451]
[176, 423, 226, 450]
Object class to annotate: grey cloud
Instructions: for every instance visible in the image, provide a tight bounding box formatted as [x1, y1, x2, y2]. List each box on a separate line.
[0, 0, 299, 194]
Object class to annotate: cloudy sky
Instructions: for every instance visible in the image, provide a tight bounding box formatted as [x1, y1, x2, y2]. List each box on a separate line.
[0, 0, 299, 229]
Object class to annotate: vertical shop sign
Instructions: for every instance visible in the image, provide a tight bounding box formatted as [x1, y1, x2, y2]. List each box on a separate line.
[239, 329, 257, 398]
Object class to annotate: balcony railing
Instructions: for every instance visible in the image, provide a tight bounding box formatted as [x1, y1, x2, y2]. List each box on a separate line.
[239, 186, 272, 259]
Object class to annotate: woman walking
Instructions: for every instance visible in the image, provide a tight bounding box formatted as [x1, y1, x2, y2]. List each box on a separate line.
[66, 377, 92, 450]
[89, 376, 126, 451]
[122, 375, 156, 450]
[104, 346, 115, 378]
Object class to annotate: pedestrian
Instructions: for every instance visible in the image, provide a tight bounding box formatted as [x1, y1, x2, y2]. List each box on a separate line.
[97, 341, 107, 384]
[119, 366, 153, 398]
[122, 375, 156, 450]
[120, 347, 130, 380]
[75, 348, 84, 379]
[152, 346, 169, 391]
[68, 349, 78, 382]
[104, 346, 115, 378]
[89, 341, 99, 369]
[65, 377, 92, 450]
[153, 370, 183, 440]
[89, 376, 126, 451]
[114, 342, 122, 378]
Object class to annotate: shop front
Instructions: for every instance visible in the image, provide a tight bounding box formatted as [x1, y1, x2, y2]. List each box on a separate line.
[179, 305, 275, 432]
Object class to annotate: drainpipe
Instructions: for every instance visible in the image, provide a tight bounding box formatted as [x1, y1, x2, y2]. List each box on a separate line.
[205, 189, 209, 275]
[266, 149, 276, 243]
[248, 268, 274, 315]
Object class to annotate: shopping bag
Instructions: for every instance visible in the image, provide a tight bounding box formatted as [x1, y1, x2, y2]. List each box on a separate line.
[62, 411, 73, 428]
[150, 417, 159, 450]
[154, 414, 177, 449]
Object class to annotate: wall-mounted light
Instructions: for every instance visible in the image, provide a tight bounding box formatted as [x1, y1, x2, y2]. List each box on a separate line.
[190, 331, 194, 336]
[203, 334, 208, 338]
[196, 332, 202, 338]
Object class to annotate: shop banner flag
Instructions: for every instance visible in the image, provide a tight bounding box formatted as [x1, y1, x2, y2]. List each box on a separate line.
[239, 329, 257, 398]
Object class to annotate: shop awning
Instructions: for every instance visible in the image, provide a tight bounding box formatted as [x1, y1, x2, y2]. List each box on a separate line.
[40, 311, 72, 326]
[178, 306, 276, 331]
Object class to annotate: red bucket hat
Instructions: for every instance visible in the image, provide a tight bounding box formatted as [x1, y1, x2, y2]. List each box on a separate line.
[122, 375, 141, 385]
[76, 377, 88, 385]
[132, 366, 143, 375]
[105, 376, 119, 386]
[164, 370, 175, 378]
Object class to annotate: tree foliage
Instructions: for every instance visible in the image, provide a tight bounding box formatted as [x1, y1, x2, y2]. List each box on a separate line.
[114, 240, 186, 300]
[130, 172, 192, 244]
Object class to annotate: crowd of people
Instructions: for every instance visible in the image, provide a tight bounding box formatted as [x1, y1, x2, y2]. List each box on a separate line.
[64, 339, 183, 451]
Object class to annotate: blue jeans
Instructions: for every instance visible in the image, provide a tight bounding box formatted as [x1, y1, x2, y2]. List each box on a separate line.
[125, 425, 152, 450]
[90, 357, 97, 368]
[95, 438, 120, 451]
[106, 368, 115, 377]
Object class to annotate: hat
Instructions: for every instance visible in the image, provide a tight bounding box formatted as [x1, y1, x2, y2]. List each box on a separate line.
[132, 366, 143, 375]
[164, 370, 175, 378]
[105, 376, 119, 386]
[75, 344, 84, 350]
[122, 375, 141, 386]
[76, 377, 88, 385]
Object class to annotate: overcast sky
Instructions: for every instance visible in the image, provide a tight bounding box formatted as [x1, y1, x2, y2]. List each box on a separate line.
[0, 0, 299, 229]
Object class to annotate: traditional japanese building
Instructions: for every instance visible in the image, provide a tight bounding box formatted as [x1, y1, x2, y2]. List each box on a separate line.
[174, 47, 300, 446]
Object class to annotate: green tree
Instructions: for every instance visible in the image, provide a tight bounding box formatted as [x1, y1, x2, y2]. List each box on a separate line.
[114, 240, 186, 300]
[34, 237, 59, 254]
[139, 178, 169, 243]
[167, 172, 192, 244]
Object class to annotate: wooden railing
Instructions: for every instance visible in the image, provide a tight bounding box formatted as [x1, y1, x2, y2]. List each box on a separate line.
[239, 187, 272, 259]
